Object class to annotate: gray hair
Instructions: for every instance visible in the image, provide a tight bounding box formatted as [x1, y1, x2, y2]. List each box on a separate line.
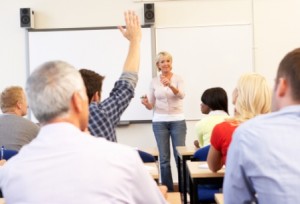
[26, 61, 85, 123]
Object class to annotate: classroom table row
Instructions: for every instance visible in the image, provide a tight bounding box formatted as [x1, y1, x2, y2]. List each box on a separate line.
[144, 146, 225, 204]
[176, 146, 225, 204]
[143, 157, 182, 204]
[187, 161, 224, 204]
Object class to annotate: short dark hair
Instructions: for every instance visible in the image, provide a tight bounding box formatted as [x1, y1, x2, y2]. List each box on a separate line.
[277, 48, 300, 101]
[201, 87, 228, 113]
[79, 69, 105, 103]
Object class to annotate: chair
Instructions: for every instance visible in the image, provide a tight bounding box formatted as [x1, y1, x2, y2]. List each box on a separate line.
[192, 145, 222, 203]
[1, 148, 18, 160]
[192, 145, 210, 161]
[137, 150, 156, 163]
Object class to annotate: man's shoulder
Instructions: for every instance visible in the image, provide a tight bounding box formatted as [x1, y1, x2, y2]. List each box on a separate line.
[0, 114, 38, 128]
[239, 111, 280, 130]
[89, 137, 136, 157]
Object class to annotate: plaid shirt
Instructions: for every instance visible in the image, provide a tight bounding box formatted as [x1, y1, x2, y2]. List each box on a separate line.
[88, 73, 137, 142]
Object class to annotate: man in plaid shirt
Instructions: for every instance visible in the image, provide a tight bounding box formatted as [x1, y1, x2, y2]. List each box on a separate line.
[80, 11, 141, 142]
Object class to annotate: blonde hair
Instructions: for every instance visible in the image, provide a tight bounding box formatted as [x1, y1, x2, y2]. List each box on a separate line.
[230, 73, 271, 124]
[155, 51, 173, 71]
[0, 86, 24, 113]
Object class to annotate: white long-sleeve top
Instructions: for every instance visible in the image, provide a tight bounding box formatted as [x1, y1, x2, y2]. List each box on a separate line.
[148, 74, 185, 121]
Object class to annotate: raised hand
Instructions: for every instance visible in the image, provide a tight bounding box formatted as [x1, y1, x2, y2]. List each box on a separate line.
[118, 11, 142, 43]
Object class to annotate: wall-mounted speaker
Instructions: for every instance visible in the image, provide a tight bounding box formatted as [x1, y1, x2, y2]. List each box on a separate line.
[144, 3, 155, 25]
[20, 8, 35, 28]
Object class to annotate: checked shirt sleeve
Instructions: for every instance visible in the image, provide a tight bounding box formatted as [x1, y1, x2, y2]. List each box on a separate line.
[88, 72, 137, 142]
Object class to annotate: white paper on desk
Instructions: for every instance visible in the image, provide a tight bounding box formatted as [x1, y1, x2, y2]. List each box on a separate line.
[198, 163, 209, 169]
[198, 164, 225, 169]
[144, 165, 155, 171]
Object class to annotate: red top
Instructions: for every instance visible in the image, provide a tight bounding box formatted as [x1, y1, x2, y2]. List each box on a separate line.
[210, 121, 238, 165]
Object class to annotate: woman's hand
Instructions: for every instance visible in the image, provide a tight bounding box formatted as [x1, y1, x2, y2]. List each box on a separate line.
[141, 95, 153, 110]
[160, 75, 171, 87]
[141, 95, 149, 105]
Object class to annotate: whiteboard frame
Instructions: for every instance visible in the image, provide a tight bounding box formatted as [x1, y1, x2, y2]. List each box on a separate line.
[26, 26, 156, 123]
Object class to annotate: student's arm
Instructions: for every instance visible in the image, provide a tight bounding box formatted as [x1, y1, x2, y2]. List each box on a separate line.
[94, 11, 142, 130]
[207, 145, 223, 172]
[118, 11, 141, 74]
[207, 124, 224, 172]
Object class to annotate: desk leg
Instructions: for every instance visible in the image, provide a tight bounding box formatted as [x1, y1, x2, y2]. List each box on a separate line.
[177, 155, 182, 193]
[188, 168, 194, 204]
[182, 157, 187, 204]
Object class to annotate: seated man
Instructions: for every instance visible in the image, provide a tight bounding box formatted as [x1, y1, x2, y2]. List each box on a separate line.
[0, 86, 39, 151]
[224, 48, 300, 203]
[79, 16, 140, 142]
[0, 11, 167, 204]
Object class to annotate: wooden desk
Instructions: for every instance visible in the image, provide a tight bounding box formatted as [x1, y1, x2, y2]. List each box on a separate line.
[215, 193, 224, 204]
[166, 192, 181, 204]
[187, 161, 225, 204]
[144, 162, 159, 183]
[0, 198, 5, 204]
[141, 147, 159, 161]
[176, 146, 196, 204]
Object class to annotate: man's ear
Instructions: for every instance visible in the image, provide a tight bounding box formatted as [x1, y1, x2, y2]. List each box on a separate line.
[91, 91, 100, 103]
[276, 77, 288, 97]
[16, 101, 22, 110]
[71, 92, 83, 113]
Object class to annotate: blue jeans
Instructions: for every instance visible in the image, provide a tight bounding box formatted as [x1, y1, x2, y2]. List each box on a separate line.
[152, 120, 186, 191]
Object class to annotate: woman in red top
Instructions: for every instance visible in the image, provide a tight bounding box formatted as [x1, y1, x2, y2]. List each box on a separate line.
[207, 73, 271, 172]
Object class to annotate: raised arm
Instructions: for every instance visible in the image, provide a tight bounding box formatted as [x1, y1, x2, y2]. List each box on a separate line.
[118, 11, 142, 73]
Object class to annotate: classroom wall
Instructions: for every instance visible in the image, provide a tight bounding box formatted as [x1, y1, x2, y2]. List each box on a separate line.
[1, 0, 300, 182]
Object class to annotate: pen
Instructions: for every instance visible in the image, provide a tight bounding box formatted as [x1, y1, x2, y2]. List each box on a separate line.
[1, 146, 4, 160]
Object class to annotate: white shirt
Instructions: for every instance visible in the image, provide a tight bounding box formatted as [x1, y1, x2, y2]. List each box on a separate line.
[0, 122, 167, 204]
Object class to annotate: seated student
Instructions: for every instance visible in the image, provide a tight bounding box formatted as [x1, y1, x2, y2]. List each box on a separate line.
[224, 48, 300, 204]
[207, 73, 271, 172]
[194, 87, 229, 148]
[0, 86, 40, 151]
[79, 68, 134, 142]
[79, 9, 141, 143]
[0, 11, 168, 204]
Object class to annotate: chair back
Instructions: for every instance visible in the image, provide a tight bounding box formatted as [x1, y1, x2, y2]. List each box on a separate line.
[1, 147, 18, 160]
[193, 145, 210, 161]
[193, 145, 222, 202]
[137, 150, 156, 163]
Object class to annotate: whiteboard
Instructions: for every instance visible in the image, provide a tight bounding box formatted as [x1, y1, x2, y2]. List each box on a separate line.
[156, 24, 253, 120]
[28, 27, 153, 122]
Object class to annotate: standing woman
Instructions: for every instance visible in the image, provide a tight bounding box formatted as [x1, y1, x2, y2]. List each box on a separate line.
[141, 51, 186, 191]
